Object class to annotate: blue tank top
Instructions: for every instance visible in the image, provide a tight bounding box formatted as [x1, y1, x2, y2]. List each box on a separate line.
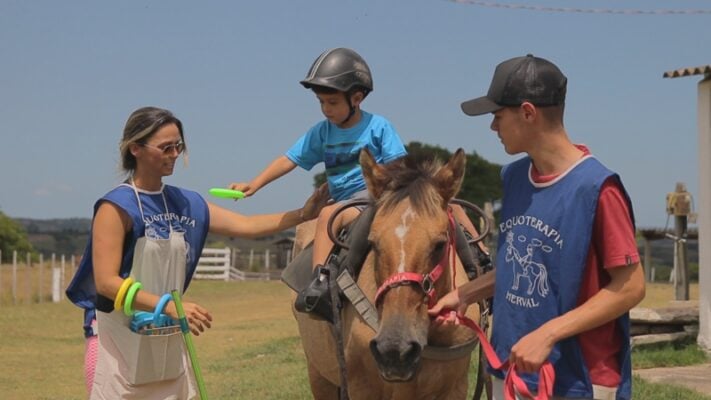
[65, 184, 209, 337]
[492, 156, 633, 399]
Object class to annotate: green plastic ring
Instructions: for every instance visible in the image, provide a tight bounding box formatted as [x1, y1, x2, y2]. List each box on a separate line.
[123, 281, 143, 316]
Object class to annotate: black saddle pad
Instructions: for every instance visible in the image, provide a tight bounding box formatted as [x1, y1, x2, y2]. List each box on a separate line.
[281, 241, 315, 293]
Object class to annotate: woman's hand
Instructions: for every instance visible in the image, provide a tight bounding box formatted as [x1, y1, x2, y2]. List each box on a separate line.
[166, 301, 213, 336]
[300, 183, 331, 221]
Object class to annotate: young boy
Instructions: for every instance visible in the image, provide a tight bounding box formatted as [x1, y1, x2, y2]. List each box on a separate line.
[229, 47, 407, 276]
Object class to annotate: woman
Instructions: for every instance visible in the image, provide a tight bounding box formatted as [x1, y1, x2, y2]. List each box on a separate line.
[66, 106, 328, 399]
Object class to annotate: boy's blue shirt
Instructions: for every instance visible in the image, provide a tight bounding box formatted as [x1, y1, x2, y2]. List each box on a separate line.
[285, 110, 407, 202]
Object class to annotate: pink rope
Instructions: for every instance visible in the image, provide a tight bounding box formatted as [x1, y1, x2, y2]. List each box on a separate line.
[441, 310, 555, 399]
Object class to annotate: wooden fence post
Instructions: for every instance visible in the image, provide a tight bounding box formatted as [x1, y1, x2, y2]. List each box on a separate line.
[52, 266, 61, 303]
[12, 250, 17, 305]
[39, 254, 44, 304]
[61, 254, 66, 301]
[25, 253, 31, 305]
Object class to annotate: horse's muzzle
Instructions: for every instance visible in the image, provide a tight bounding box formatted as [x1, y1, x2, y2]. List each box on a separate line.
[369, 337, 422, 382]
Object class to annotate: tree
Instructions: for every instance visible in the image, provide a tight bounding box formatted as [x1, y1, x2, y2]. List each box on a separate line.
[0, 211, 35, 262]
[312, 141, 503, 207]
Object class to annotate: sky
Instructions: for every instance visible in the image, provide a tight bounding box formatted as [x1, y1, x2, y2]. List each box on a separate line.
[0, 0, 709, 228]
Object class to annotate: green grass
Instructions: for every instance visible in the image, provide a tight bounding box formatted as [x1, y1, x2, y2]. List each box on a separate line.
[0, 280, 708, 399]
[633, 375, 711, 400]
[633, 338, 710, 369]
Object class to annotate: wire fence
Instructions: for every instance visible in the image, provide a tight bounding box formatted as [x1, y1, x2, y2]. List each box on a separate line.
[447, 0, 711, 15]
[0, 250, 77, 306]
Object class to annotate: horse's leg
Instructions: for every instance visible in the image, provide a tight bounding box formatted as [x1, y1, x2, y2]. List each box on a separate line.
[527, 270, 539, 295]
[306, 361, 340, 400]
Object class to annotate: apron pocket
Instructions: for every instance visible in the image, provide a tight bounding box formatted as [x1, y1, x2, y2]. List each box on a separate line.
[98, 312, 186, 385]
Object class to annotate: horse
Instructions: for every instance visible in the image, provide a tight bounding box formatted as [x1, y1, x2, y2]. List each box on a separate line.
[506, 233, 550, 298]
[291, 148, 483, 400]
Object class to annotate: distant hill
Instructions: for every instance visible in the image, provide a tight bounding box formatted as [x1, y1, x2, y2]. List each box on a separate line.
[14, 217, 92, 257]
[16, 217, 92, 234]
[13, 217, 294, 258]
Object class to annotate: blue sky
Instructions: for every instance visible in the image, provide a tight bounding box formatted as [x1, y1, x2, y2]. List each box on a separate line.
[0, 0, 708, 228]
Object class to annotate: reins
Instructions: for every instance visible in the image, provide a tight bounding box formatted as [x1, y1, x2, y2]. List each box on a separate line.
[437, 310, 556, 400]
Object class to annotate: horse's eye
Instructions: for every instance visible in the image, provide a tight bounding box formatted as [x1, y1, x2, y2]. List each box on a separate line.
[368, 240, 379, 254]
[432, 240, 446, 255]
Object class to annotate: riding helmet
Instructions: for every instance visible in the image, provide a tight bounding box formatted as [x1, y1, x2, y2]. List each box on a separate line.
[300, 48, 373, 96]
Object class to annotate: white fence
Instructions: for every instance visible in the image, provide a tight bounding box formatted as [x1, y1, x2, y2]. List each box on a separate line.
[194, 247, 281, 281]
[0, 250, 76, 305]
[193, 247, 232, 281]
[0, 246, 283, 306]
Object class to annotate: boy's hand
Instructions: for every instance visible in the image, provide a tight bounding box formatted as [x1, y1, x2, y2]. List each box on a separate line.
[428, 289, 467, 325]
[301, 183, 330, 221]
[228, 182, 257, 197]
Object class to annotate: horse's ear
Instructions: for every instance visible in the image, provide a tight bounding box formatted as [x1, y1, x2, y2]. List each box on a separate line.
[360, 147, 388, 199]
[434, 148, 466, 204]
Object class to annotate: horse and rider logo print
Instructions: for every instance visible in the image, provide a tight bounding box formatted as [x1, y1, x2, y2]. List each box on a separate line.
[504, 231, 551, 308]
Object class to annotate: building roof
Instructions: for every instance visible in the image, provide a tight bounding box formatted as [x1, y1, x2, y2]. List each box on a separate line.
[663, 65, 711, 79]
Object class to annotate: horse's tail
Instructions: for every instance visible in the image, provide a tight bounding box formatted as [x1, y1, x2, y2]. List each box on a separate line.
[537, 266, 549, 297]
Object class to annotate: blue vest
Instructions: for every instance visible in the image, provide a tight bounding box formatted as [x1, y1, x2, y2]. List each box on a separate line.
[65, 184, 209, 337]
[491, 156, 633, 399]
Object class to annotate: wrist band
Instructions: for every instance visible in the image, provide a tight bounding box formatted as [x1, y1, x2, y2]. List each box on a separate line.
[114, 277, 135, 311]
[123, 281, 143, 316]
[153, 293, 173, 322]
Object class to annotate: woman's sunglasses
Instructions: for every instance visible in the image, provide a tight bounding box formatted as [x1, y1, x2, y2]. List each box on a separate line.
[142, 140, 185, 155]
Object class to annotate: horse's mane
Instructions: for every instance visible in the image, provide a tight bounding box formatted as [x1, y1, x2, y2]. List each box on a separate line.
[376, 153, 444, 216]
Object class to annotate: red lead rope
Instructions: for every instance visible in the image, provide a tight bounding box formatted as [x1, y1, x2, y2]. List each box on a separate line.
[438, 309, 555, 400]
[440, 210, 554, 399]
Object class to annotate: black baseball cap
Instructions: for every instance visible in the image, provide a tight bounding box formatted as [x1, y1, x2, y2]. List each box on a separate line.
[461, 54, 567, 116]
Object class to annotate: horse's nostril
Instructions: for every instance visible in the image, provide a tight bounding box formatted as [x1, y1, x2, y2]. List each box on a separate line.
[403, 341, 422, 364]
[370, 338, 422, 365]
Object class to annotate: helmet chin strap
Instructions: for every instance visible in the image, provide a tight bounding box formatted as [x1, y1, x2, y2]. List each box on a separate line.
[340, 92, 357, 126]
[341, 106, 356, 125]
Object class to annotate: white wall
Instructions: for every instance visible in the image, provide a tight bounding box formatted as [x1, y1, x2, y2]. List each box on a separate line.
[697, 76, 711, 352]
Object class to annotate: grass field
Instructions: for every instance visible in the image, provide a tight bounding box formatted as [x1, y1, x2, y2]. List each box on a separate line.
[0, 279, 708, 399]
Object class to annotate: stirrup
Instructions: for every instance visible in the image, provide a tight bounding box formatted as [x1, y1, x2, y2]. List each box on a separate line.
[295, 265, 334, 323]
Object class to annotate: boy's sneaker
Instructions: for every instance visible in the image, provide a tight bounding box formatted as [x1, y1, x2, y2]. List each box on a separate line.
[295, 265, 334, 323]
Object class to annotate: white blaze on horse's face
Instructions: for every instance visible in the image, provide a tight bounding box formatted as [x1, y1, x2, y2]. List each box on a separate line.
[394, 206, 415, 273]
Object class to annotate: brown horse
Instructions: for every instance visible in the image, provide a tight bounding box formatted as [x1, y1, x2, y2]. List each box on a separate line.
[292, 148, 481, 400]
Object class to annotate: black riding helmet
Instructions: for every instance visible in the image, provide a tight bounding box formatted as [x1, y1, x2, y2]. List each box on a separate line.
[301, 48, 373, 125]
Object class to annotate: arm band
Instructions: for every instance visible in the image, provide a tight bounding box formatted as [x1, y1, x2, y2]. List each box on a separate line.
[153, 293, 173, 322]
[123, 281, 143, 316]
[113, 277, 135, 311]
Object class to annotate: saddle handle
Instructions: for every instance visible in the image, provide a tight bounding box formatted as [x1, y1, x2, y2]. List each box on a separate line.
[450, 198, 490, 244]
[326, 198, 491, 249]
[326, 199, 373, 250]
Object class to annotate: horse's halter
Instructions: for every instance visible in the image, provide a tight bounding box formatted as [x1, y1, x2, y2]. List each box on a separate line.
[373, 209, 457, 309]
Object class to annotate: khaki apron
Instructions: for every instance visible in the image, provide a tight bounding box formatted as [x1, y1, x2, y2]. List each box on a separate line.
[90, 183, 196, 400]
